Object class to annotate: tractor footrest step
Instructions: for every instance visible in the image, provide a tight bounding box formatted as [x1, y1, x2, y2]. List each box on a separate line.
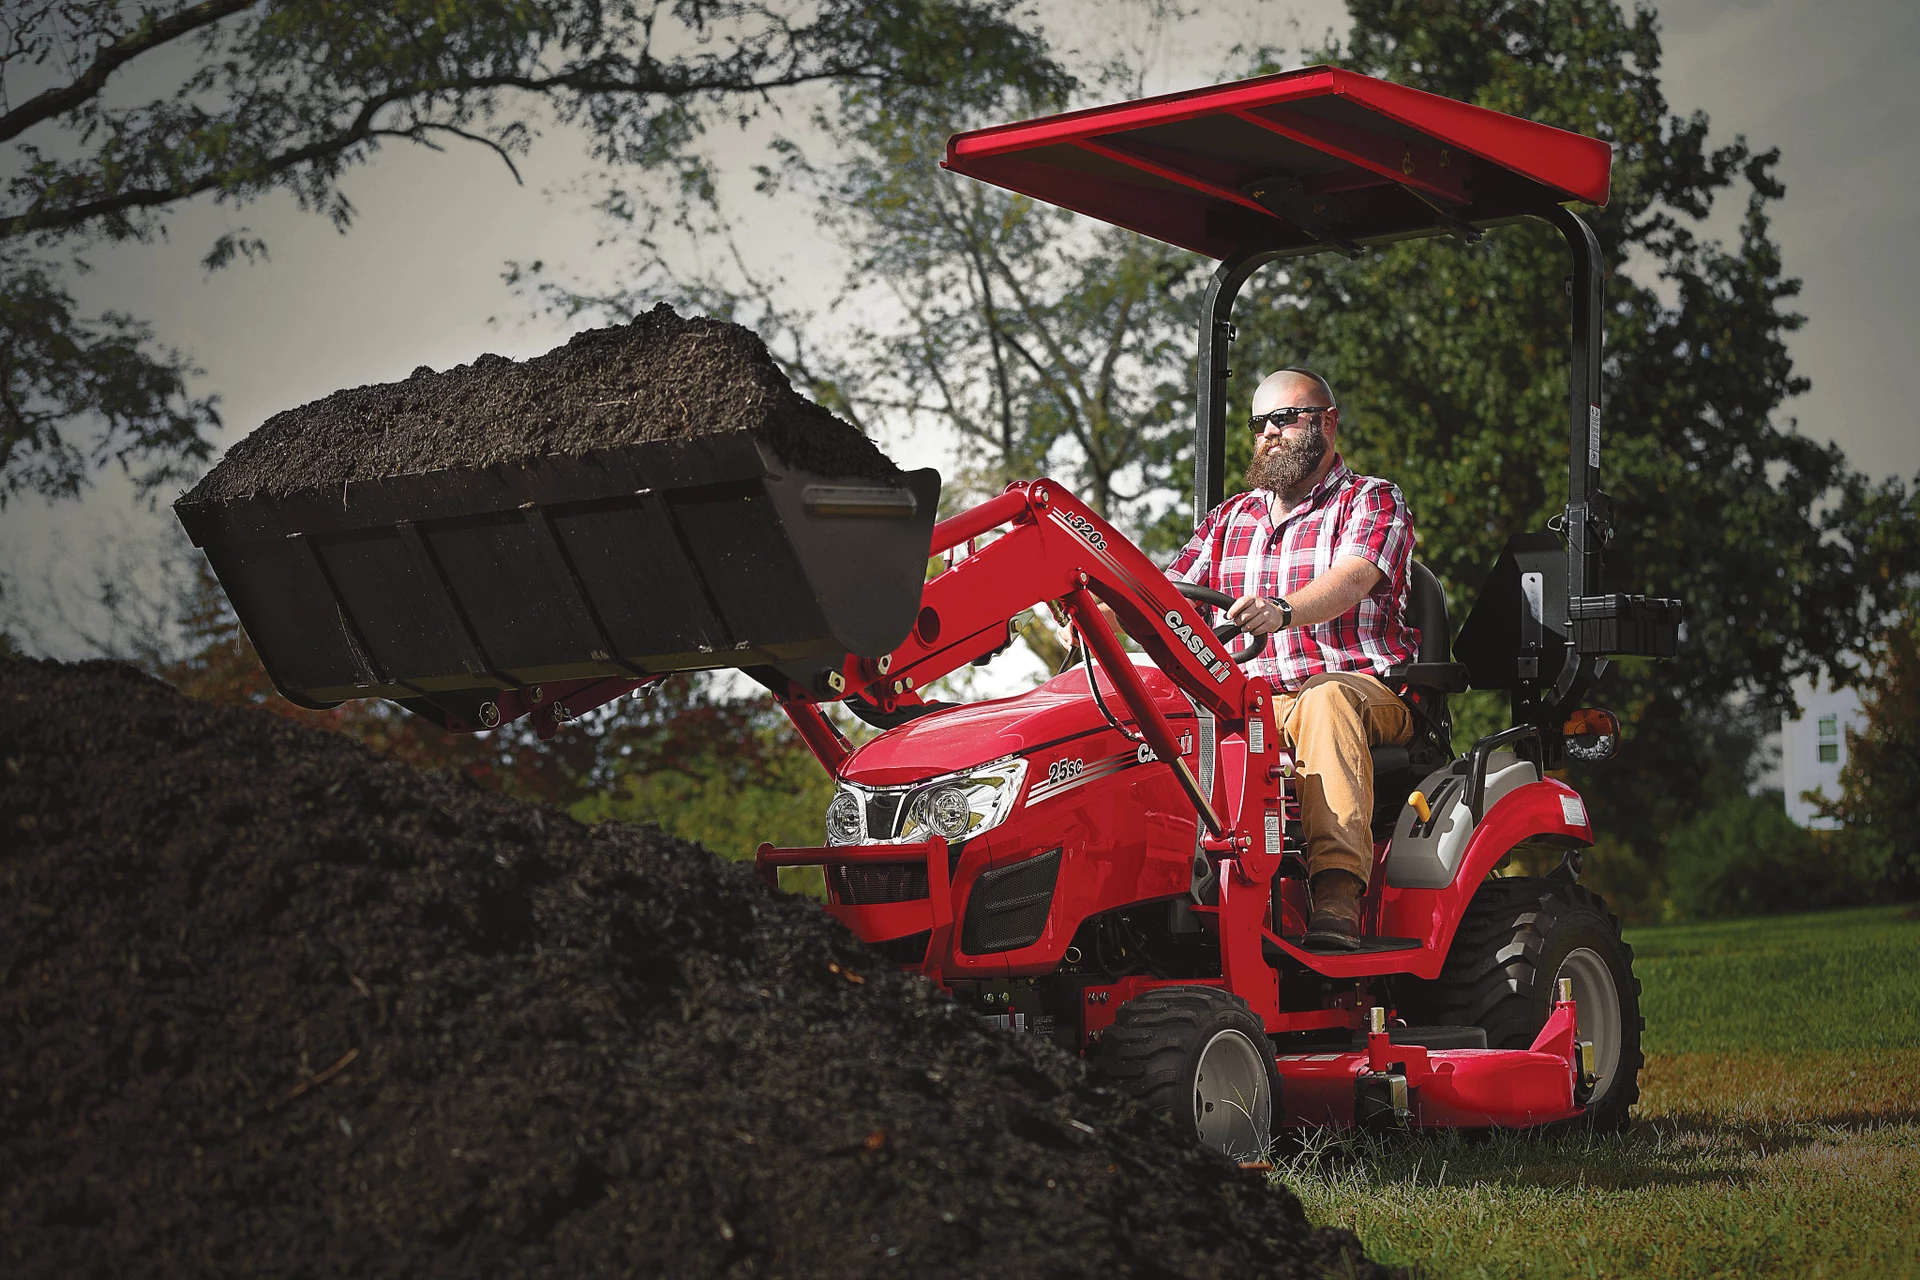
[1268, 935, 1424, 957]
[1349, 1025, 1488, 1051]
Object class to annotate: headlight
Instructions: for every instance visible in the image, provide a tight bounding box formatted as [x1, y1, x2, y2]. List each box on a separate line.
[921, 785, 972, 839]
[825, 791, 865, 845]
[901, 759, 1027, 844]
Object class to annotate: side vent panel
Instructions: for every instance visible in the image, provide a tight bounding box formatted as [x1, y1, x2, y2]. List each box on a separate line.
[960, 848, 1063, 954]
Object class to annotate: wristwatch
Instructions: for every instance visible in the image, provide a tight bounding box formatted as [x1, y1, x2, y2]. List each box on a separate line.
[1267, 596, 1293, 629]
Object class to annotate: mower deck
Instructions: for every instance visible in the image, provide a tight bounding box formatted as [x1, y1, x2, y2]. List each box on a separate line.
[1279, 1046, 1582, 1129]
[1280, 1000, 1586, 1129]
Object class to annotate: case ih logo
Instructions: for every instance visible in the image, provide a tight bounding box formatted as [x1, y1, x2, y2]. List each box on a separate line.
[1163, 610, 1232, 683]
[1135, 731, 1195, 764]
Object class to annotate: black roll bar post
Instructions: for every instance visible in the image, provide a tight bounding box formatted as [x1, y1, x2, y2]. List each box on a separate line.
[1539, 204, 1609, 604]
[1192, 236, 1307, 526]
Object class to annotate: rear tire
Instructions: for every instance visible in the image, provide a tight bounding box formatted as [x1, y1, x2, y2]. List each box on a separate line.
[1090, 986, 1281, 1159]
[1398, 877, 1644, 1131]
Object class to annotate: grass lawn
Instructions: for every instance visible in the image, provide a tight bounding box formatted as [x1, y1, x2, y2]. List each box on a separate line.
[1280, 904, 1920, 1279]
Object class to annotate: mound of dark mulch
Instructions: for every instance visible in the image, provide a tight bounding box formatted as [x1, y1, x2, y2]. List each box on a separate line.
[180, 303, 896, 505]
[0, 657, 1390, 1279]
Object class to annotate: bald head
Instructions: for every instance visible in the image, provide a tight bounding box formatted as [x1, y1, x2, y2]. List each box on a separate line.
[1253, 367, 1335, 412]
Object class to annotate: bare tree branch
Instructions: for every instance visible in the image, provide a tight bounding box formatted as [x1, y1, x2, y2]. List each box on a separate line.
[418, 122, 525, 184]
[1, 59, 900, 239]
[0, 0, 261, 143]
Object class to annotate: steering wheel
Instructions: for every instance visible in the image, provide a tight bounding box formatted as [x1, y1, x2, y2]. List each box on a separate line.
[1175, 582, 1266, 665]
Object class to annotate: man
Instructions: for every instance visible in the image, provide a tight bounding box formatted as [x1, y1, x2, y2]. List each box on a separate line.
[1166, 368, 1418, 948]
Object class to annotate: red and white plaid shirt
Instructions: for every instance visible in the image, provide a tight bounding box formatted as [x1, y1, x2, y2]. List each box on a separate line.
[1166, 456, 1419, 691]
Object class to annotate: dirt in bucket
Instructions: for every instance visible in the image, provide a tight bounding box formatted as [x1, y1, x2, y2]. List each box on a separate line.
[180, 303, 897, 506]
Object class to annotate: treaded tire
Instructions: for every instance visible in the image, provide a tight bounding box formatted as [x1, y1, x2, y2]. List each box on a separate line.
[1398, 877, 1644, 1131]
[1090, 986, 1282, 1159]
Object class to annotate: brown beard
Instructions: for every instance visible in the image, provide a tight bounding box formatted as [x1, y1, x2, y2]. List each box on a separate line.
[1246, 417, 1328, 494]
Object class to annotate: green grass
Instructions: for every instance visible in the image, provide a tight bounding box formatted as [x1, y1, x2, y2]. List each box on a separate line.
[1281, 905, 1920, 1279]
[1632, 906, 1920, 1054]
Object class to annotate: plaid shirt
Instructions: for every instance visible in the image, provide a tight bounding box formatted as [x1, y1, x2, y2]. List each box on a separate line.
[1166, 456, 1418, 691]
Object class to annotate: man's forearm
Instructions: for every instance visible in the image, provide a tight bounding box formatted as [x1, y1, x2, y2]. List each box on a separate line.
[1284, 555, 1386, 626]
[1219, 554, 1384, 636]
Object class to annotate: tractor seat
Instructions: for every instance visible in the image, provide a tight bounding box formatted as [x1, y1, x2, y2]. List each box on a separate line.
[1370, 561, 1465, 835]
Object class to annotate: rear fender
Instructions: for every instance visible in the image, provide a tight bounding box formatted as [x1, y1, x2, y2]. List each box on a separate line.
[1383, 753, 1539, 891]
[1376, 779, 1594, 980]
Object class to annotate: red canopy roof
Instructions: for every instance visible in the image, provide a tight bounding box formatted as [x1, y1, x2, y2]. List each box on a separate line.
[943, 66, 1612, 260]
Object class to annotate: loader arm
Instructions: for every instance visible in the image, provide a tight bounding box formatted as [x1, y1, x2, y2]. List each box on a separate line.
[845, 481, 1252, 715]
[783, 480, 1284, 854]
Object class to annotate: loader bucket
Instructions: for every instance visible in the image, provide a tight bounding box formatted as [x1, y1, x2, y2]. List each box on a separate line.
[175, 433, 940, 726]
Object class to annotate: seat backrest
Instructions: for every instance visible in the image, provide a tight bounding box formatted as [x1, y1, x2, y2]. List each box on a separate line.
[1408, 560, 1450, 663]
[1371, 559, 1455, 836]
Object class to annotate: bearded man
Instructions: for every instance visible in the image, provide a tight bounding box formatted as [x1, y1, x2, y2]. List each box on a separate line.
[1165, 367, 1418, 948]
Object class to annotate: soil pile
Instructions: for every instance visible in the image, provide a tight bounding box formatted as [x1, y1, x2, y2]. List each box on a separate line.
[181, 304, 896, 505]
[0, 657, 1389, 1279]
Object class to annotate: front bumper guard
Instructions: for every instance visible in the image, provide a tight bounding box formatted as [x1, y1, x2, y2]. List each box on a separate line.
[755, 838, 953, 964]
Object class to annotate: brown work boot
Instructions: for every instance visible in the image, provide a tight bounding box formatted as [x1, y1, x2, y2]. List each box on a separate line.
[1305, 870, 1367, 950]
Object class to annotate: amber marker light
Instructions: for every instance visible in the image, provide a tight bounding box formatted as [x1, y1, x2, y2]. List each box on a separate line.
[1563, 708, 1621, 762]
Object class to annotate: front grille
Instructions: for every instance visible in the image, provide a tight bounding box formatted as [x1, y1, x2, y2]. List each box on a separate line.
[960, 848, 1062, 954]
[828, 843, 964, 907]
[831, 862, 928, 905]
[869, 930, 933, 967]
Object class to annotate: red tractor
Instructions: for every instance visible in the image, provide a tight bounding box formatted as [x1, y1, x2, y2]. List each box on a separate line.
[179, 68, 1682, 1158]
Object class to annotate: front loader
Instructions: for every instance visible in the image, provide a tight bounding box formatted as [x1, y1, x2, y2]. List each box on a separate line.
[179, 66, 1682, 1157]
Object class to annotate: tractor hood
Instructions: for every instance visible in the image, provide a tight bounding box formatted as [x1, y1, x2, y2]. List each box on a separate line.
[841, 659, 1198, 787]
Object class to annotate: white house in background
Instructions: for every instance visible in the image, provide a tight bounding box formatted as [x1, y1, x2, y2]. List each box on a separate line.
[1782, 675, 1865, 829]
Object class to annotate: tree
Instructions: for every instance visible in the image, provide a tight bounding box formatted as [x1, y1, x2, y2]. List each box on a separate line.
[1815, 600, 1920, 899]
[794, 89, 1204, 528]
[820, 102, 1206, 666]
[1, 0, 1066, 506]
[1, 254, 219, 505]
[1220, 0, 1918, 897]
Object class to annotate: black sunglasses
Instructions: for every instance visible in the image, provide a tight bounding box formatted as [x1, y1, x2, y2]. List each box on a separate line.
[1246, 406, 1332, 433]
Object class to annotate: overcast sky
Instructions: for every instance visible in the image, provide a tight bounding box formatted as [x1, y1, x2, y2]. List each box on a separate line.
[4, 0, 1916, 658]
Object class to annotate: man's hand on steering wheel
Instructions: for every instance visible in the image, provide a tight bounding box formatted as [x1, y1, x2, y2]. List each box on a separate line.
[1225, 594, 1289, 637]
[1173, 582, 1274, 664]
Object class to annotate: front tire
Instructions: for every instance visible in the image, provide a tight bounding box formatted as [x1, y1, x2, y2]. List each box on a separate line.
[1400, 877, 1644, 1131]
[1090, 986, 1281, 1159]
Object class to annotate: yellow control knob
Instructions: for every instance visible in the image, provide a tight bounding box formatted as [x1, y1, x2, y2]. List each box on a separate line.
[1409, 790, 1432, 824]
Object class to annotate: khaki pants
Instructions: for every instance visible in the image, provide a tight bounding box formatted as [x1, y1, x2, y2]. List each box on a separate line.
[1273, 672, 1413, 886]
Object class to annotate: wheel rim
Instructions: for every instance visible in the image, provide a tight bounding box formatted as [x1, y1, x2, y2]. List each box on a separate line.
[1192, 1029, 1270, 1158]
[1555, 946, 1623, 1092]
